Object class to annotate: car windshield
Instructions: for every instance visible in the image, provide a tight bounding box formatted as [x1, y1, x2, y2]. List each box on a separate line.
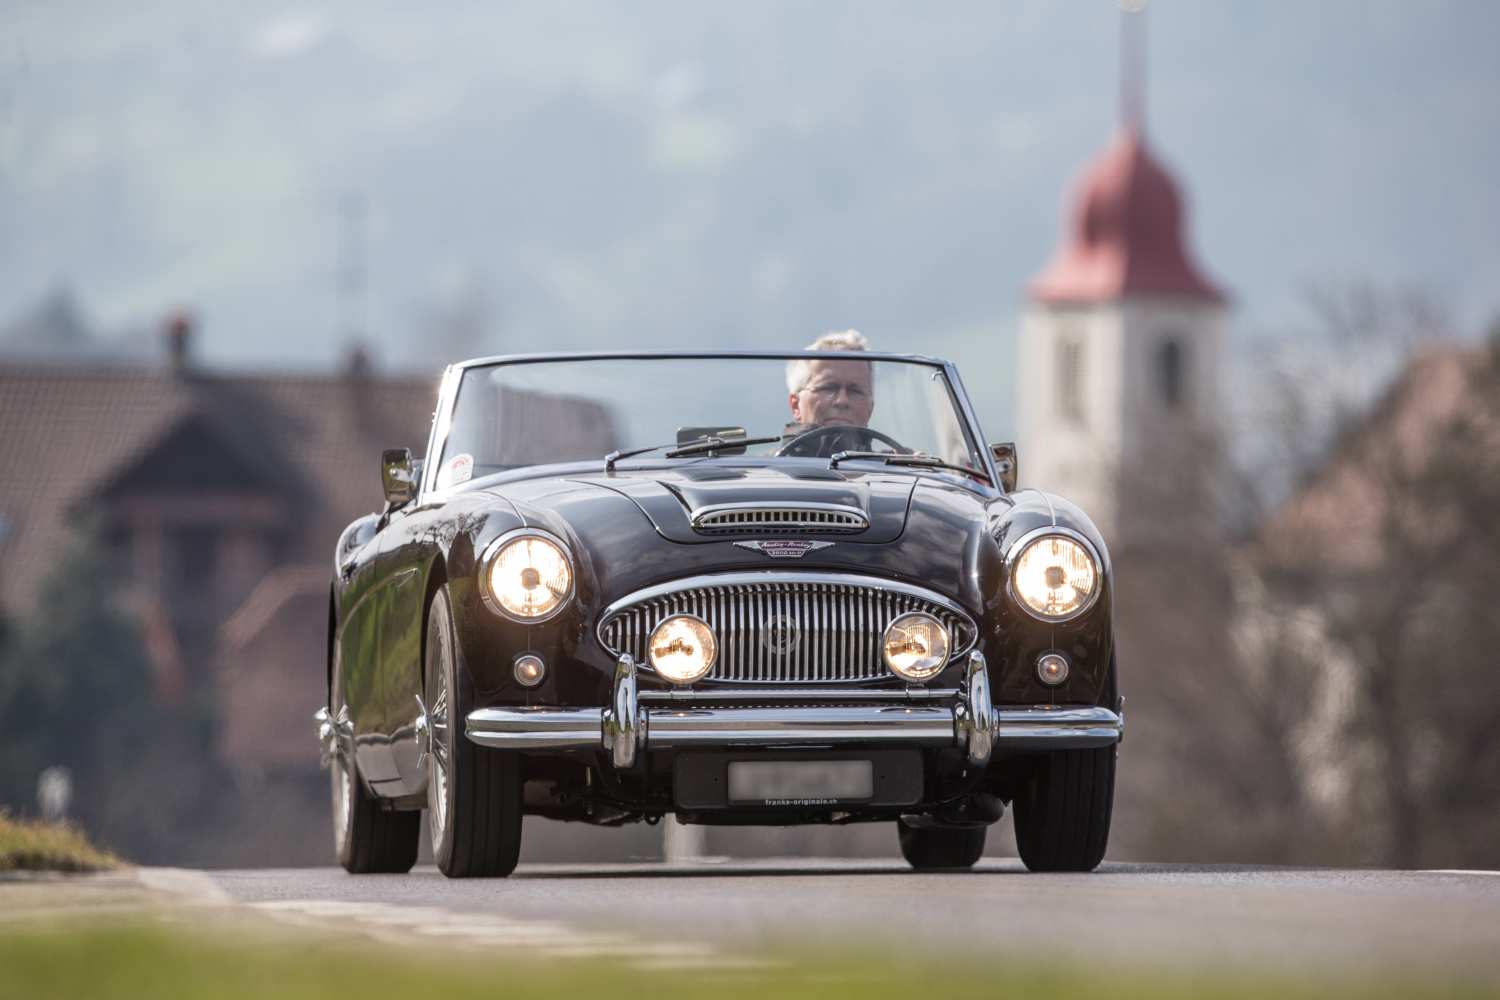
[431, 355, 985, 488]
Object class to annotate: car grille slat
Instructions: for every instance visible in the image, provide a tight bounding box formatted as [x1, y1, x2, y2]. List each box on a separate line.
[599, 577, 976, 684]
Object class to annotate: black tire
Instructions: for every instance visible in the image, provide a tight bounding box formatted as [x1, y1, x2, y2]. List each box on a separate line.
[897, 821, 987, 870]
[1013, 746, 1115, 873]
[330, 646, 420, 874]
[427, 585, 524, 878]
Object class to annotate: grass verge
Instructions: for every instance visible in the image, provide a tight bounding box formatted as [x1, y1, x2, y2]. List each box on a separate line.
[0, 812, 122, 873]
[0, 920, 1494, 1000]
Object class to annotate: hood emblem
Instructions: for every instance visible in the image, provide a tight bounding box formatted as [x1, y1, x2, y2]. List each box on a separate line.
[733, 540, 834, 559]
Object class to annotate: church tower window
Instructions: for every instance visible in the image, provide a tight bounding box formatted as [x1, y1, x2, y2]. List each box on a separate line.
[1056, 335, 1085, 425]
[1156, 337, 1186, 409]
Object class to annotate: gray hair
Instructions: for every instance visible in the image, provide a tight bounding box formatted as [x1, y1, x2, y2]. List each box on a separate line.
[785, 329, 869, 394]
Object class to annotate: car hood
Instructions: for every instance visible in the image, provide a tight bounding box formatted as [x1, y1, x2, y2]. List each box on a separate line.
[569, 465, 916, 543]
[476, 465, 1005, 617]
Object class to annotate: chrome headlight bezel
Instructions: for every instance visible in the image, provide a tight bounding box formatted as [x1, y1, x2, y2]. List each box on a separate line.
[477, 527, 577, 624]
[1005, 526, 1104, 624]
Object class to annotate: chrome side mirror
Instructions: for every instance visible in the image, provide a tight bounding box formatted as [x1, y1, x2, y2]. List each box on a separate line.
[381, 448, 417, 506]
[989, 442, 1018, 493]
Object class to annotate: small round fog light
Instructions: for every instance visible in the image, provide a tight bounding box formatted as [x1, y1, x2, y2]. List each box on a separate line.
[882, 612, 950, 682]
[648, 615, 717, 684]
[514, 653, 546, 688]
[1036, 652, 1069, 686]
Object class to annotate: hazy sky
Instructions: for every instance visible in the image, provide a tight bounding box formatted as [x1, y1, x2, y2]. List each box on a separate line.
[3, 1, 1497, 434]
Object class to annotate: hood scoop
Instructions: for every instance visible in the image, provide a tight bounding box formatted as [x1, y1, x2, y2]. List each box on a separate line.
[690, 502, 869, 535]
[572, 466, 914, 544]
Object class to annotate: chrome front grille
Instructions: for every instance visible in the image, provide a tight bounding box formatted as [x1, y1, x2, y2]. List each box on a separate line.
[597, 574, 976, 684]
[690, 503, 868, 535]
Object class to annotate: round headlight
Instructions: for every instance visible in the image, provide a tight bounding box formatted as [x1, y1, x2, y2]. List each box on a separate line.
[1011, 533, 1100, 622]
[647, 615, 717, 684]
[882, 612, 950, 682]
[480, 531, 574, 622]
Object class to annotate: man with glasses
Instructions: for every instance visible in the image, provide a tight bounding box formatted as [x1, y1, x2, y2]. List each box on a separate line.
[781, 330, 878, 456]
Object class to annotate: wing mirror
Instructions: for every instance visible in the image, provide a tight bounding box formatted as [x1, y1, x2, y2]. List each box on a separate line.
[381, 448, 417, 506]
[988, 442, 1018, 493]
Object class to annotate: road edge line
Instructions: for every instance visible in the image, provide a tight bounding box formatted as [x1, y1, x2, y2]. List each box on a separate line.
[135, 867, 233, 905]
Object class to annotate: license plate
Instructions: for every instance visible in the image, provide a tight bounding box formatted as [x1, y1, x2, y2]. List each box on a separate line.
[726, 760, 874, 805]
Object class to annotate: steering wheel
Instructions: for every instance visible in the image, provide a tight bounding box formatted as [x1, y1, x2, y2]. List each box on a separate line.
[774, 424, 910, 459]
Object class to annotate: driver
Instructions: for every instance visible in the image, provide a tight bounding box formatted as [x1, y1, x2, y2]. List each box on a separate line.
[784, 330, 874, 439]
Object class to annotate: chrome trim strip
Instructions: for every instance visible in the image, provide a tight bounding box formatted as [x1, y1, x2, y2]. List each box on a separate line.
[993, 706, 1123, 749]
[420, 365, 463, 498]
[465, 703, 1123, 753]
[941, 360, 1002, 489]
[452, 349, 953, 370]
[466, 647, 1123, 761]
[598, 571, 976, 642]
[639, 686, 959, 704]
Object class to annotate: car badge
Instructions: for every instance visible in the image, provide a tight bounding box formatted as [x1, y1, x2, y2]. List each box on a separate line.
[732, 539, 834, 559]
[762, 614, 801, 653]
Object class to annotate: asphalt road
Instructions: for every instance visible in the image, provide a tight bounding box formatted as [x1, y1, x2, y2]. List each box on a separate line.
[203, 858, 1500, 975]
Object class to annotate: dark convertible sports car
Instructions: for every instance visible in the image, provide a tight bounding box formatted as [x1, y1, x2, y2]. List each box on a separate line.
[316, 351, 1122, 876]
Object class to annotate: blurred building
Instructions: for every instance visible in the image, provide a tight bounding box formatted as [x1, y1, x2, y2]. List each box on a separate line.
[0, 321, 436, 776]
[1018, 116, 1227, 549]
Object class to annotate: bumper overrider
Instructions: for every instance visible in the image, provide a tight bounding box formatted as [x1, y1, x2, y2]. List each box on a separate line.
[462, 651, 1123, 769]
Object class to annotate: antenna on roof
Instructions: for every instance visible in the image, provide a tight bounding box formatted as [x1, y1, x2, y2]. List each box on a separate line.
[337, 192, 368, 354]
[1119, 0, 1148, 133]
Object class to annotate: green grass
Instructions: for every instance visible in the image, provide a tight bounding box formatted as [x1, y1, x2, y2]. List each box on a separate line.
[0, 812, 122, 873]
[0, 921, 1494, 1000]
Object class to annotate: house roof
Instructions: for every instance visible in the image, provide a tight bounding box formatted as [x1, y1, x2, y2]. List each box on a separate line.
[0, 362, 437, 615]
[1259, 342, 1496, 574]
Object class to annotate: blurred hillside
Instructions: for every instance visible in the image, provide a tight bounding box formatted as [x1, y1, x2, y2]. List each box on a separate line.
[5, 2, 1500, 440]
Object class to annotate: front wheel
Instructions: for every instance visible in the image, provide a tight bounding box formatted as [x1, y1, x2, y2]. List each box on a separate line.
[1013, 746, 1115, 872]
[426, 585, 524, 878]
[897, 820, 987, 870]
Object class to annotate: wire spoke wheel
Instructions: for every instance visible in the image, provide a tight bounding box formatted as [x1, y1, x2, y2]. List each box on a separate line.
[425, 627, 451, 845]
[427, 584, 524, 878]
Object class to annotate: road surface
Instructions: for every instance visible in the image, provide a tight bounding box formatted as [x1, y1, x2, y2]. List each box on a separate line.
[199, 859, 1500, 975]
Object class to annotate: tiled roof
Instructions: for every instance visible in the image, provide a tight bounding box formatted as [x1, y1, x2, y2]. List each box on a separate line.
[0, 363, 438, 615]
[1260, 344, 1494, 572]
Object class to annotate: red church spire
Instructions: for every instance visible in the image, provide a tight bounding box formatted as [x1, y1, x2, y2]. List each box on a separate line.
[1029, 5, 1223, 306]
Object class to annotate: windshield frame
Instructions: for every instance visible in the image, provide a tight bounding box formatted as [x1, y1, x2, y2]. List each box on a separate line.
[418, 351, 999, 497]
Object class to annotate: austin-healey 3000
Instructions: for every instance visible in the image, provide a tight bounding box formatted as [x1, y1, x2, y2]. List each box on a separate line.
[316, 350, 1122, 876]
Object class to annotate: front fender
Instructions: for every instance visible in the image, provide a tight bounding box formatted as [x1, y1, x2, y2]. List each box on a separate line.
[985, 489, 1114, 706]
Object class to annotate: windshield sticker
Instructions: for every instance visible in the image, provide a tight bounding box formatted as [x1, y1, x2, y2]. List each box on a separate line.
[733, 540, 834, 559]
[441, 452, 474, 488]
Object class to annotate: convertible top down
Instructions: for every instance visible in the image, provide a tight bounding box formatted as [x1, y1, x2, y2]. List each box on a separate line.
[317, 351, 1121, 876]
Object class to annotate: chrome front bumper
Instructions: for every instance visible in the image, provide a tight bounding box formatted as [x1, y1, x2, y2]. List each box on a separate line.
[465, 651, 1123, 769]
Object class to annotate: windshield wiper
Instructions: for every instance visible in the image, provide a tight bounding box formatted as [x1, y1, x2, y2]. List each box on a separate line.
[827, 450, 993, 485]
[604, 433, 781, 472]
[666, 434, 781, 458]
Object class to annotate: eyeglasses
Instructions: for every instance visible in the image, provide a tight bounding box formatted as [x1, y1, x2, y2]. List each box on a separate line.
[802, 381, 871, 401]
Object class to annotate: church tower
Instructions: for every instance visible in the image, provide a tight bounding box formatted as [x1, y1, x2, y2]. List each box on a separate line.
[1017, 19, 1226, 549]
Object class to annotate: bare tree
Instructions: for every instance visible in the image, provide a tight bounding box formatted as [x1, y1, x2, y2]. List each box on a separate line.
[1114, 286, 1500, 867]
